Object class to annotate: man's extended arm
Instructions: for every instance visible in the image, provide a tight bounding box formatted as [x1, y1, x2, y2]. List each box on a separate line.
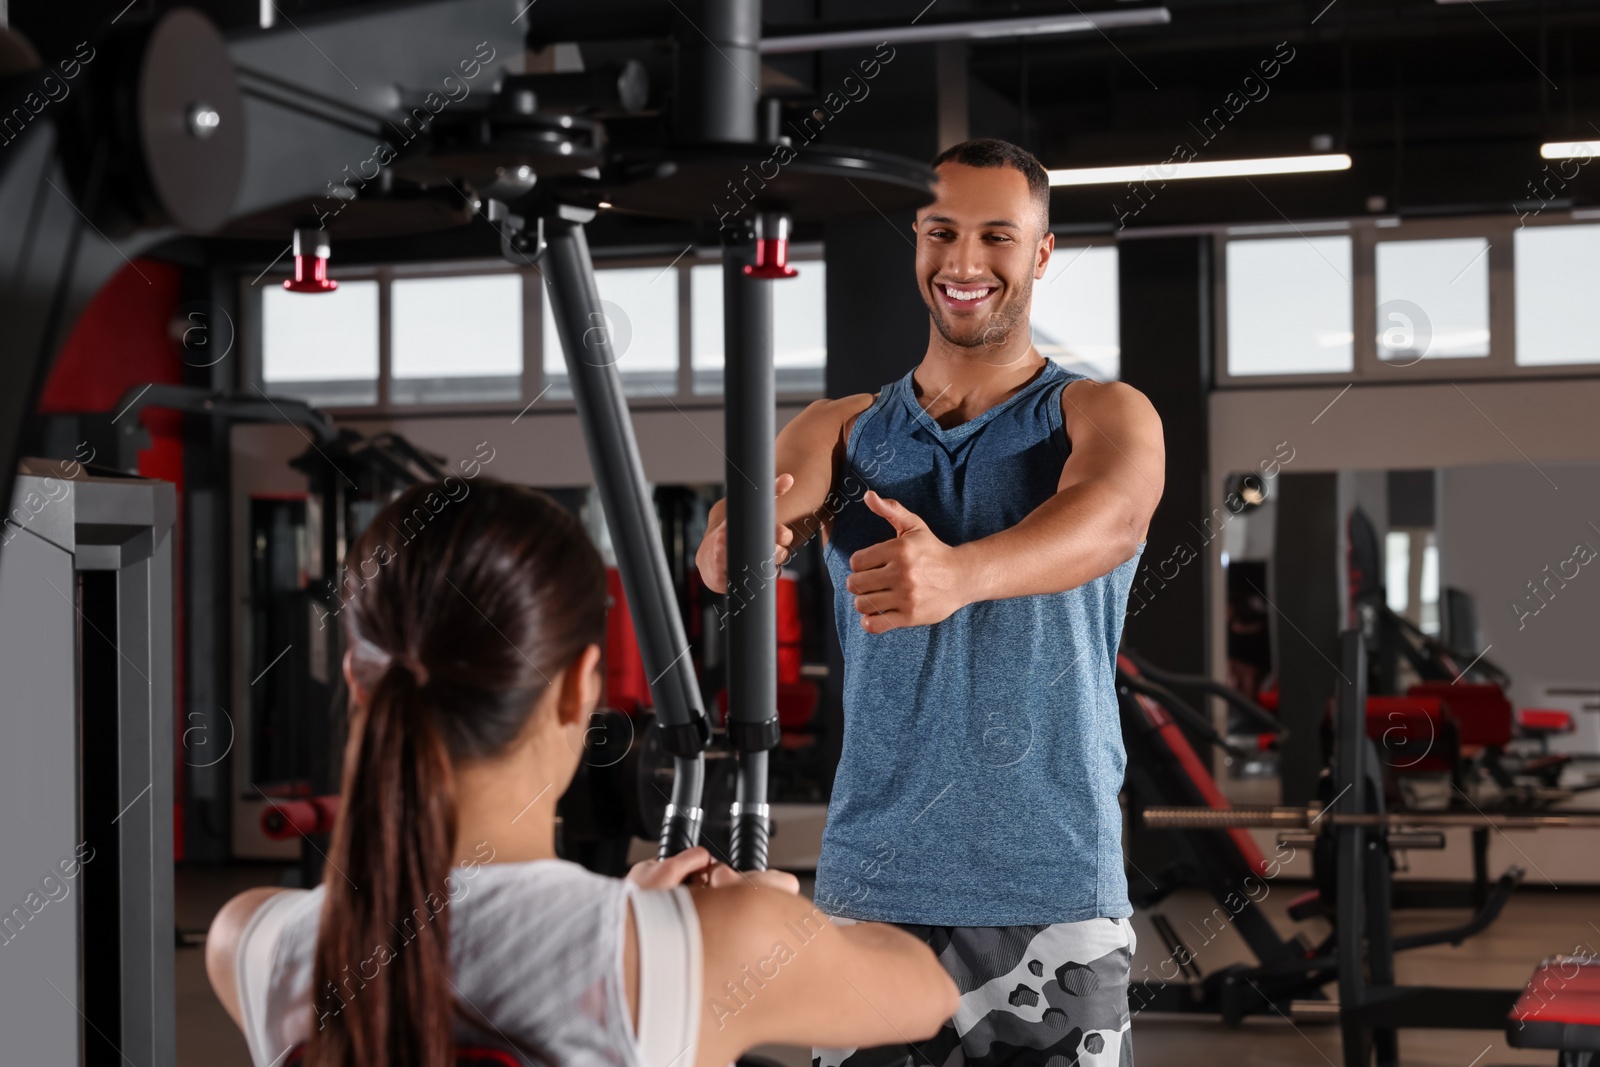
[696, 395, 863, 592]
[958, 380, 1164, 602]
[840, 381, 1163, 633]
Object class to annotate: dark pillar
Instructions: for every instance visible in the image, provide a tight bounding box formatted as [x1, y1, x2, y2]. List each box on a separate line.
[1274, 472, 1342, 805]
[1116, 236, 1213, 676]
[820, 38, 940, 399]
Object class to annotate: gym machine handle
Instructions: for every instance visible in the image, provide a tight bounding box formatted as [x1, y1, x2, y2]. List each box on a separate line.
[1118, 672, 1253, 759]
[1121, 647, 1285, 739]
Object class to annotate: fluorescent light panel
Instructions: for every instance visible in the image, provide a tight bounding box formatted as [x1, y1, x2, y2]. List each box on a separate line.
[1049, 153, 1351, 186]
[1542, 141, 1600, 160]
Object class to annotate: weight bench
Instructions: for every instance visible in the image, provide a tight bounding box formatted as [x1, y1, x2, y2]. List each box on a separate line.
[1507, 955, 1600, 1065]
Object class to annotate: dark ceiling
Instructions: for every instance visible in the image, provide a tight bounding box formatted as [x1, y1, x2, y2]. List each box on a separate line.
[13, 0, 1600, 243]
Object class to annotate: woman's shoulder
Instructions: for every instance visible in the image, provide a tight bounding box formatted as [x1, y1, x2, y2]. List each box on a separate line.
[252, 862, 640, 1059]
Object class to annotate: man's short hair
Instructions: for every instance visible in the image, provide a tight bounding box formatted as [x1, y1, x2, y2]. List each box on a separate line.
[929, 138, 1050, 237]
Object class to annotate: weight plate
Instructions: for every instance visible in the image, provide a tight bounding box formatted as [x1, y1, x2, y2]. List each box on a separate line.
[138, 9, 245, 233]
[555, 141, 937, 224]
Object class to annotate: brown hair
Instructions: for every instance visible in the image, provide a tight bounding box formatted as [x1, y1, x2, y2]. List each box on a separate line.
[307, 477, 608, 1067]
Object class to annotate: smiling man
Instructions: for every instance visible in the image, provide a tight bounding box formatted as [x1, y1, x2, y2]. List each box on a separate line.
[697, 138, 1164, 1066]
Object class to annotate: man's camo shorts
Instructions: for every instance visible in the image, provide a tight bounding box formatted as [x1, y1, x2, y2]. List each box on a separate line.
[813, 915, 1136, 1067]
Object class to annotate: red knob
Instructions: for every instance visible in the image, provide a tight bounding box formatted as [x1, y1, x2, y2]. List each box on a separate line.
[282, 228, 338, 293]
[743, 236, 798, 279]
[283, 253, 337, 293]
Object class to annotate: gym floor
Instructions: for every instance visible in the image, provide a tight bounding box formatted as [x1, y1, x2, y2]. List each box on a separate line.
[176, 863, 1595, 1067]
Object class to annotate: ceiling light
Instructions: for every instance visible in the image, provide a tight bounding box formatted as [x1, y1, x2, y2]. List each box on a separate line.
[1541, 141, 1599, 160]
[1048, 153, 1351, 187]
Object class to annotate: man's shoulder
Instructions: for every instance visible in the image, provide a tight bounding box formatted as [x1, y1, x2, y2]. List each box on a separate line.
[790, 392, 881, 446]
[1059, 378, 1160, 432]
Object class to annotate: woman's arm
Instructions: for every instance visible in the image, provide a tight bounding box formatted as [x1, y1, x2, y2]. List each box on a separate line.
[679, 886, 959, 1067]
[205, 886, 296, 1031]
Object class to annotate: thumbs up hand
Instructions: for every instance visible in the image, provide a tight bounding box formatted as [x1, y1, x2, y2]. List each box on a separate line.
[845, 490, 970, 633]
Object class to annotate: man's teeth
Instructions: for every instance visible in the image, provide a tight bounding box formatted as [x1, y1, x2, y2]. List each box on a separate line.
[946, 286, 991, 301]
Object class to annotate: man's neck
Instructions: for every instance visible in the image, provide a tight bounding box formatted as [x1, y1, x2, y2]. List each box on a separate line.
[911, 345, 1048, 424]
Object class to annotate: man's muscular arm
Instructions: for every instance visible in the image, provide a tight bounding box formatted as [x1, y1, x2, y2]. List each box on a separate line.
[696, 396, 867, 592]
[957, 380, 1164, 602]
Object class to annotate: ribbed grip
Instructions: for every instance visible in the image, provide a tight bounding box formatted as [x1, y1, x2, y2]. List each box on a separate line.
[728, 812, 770, 871]
[659, 806, 703, 857]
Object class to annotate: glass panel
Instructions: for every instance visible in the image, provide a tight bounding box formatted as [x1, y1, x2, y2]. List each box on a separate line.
[391, 274, 522, 404]
[1374, 237, 1490, 361]
[1515, 223, 1600, 366]
[543, 266, 679, 399]
[1385, 530, 1411, 615]
[690, 260, 827, 395]
[1032, 245, 1120, 381]
[262, 280, 379, 406]
[1226, 236, 1353, 376]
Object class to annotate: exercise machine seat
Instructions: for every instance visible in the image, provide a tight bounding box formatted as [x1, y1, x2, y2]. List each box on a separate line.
[1365, 695, 1455, 773]
[1518, 707, 1575, 737]
[1408, 681, 1514, 750]
[1506, 955, 1600, 1055]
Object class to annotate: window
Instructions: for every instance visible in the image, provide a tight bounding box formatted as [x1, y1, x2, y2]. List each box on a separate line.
[1374, 238, 1490, 361]
[261, 280, 380, 407]
[1385, 530, 1411, 614]
[1226, 236, 1353, 376]
[1515, 224, 1600, 366]
[690, 261, 827, 395]
[391, 275, 522, 404]
[254, 248, 839, 410]
[542, 266, 679, 399]
[1032, 245, 1120, 380]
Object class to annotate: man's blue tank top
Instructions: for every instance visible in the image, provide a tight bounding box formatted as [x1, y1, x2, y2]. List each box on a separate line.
[816, 358, 1143, 927]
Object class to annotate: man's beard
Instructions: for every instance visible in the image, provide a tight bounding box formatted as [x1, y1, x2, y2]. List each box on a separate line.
[926, 274, 1033, 358]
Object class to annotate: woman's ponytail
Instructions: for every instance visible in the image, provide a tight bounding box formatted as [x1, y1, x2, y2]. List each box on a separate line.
[304, 478, 609, 1067]
[308, 663, 459, 1067]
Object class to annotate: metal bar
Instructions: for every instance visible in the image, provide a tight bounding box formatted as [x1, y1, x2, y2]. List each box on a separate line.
[723, 232, 777, 872]
[1140, 807, 1600, 831]
[760, 9, 1172, 53]
[539, 215, 708, 855]
[1337, 629, 1370, 1067]
[1365, 834, 1400, 1066]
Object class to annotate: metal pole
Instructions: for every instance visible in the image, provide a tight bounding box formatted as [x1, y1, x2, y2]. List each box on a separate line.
[541, 215, 708, 856]
[672, 0, 760, 144]
[1337, 629, 1371, 1067]
[722, 226, 779, 871]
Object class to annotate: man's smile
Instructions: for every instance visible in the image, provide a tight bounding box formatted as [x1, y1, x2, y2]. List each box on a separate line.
[936, 282, 998, 311]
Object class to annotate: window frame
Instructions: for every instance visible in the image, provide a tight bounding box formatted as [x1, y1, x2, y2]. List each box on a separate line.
[245, 243, 827, 417]
[1213, 211, 1600, 387]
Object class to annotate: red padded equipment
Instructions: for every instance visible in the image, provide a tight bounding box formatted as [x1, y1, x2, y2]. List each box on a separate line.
[1408, 681, 1514, 750]
[1518, 708, 1575, 736]
[1366, 695, 1455, 773]
[603, 567, 651, 716]
[1506, 956, 1600, 1057]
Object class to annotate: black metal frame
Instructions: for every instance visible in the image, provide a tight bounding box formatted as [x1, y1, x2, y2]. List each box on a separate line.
[1332, 629, 1522, 1066]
